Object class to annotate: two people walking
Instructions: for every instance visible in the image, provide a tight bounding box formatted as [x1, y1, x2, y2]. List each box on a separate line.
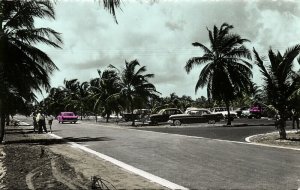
[33, 110, 54, 133]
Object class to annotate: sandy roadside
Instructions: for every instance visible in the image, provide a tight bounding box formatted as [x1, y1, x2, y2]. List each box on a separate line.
[0, 145, 6, 189]
[49, 144, 167, 189]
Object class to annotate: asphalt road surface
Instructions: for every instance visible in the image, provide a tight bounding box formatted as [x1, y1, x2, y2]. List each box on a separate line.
[135, 118, 281, 142]
[18, 116, 300, 189]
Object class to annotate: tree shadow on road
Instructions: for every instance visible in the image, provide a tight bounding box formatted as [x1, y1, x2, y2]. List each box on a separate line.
[4, 136, 113, 145]
[288, 138, 300, 142]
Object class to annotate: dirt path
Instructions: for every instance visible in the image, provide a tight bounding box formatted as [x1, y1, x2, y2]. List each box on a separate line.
[0, 146, 6, 189]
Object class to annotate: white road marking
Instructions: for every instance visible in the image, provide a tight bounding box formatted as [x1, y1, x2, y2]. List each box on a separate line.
[49, 133, 189, 190]
[245, 131, 300, 151]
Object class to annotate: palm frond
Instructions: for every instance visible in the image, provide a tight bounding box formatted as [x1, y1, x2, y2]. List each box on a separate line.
[253, 48, 271, 82]
[196, 63, 213, 91]
[3, 0, 55, 30]
[185, 56, 212, 73]
[279, 44, 300, 81]
[101, 0, 121, 24]
[192, 42, 212, 54]
[15, 28, 63, 48]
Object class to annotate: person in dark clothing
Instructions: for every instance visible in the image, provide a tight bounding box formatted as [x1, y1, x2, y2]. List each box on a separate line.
[292, 109, 299, 129]
[32, 114, 38, 133]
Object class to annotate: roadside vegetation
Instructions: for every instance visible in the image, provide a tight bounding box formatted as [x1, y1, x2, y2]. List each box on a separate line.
[0, 0, 300, 141]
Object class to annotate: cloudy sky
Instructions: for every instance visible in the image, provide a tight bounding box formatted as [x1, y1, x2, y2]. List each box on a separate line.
[36, 0, 300, 100]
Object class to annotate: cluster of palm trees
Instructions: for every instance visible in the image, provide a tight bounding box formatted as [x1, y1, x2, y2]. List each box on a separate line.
[41, 81, 219, 125]
[41, 60, 160, 126]
[186, 23, 300, 139]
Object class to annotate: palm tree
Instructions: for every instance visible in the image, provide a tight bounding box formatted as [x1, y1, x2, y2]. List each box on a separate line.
[185, 23, 252, 125]
[89, 68, 121, 122]
[61, 79, 90, 119]
[253, 45, 300, 139]
[110, 60, 160, 126]
[43, 87, 66, 115]
[0, 0, 62, 141]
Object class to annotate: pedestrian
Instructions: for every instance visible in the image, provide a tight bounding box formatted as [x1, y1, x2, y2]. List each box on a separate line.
[36, 111, 48, 133]
[47, 114, 54, 133]
[32, 113, 38, 133]
[291, 109, 299, 129]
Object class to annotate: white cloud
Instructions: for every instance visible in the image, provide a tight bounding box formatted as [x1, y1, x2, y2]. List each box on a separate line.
[36, 0, 300, 100]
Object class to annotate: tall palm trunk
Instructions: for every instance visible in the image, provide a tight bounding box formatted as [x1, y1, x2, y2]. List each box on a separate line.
[0, 25, 5, 142]
[0, 106, 5, 142]
[225, 102, 231, 126]
[131, 109, 135, 126]
[106, 114, 109, 123]
[130, 99, 135, 126]
[278, 110, 287, 139]
[0, 66, 5, 142]
[5, 114, 9, 126]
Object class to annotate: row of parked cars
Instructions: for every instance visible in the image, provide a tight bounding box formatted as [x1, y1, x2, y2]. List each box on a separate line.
[54, 105, 265, 125]
[123, 107, 238, 126]
[123, 105, 268, 126]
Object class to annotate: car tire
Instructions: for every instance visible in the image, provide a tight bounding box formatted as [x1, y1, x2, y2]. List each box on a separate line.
[174, 120, 181, 126]
[208, 120, 216, 124]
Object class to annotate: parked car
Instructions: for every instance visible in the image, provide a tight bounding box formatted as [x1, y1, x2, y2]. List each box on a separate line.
[249, 106, 263, 119]
[122, 109, 151, 122]
[57, 112, 78, 123]
[149, 108, 182, 125]
[211, 107, 237, 120]
[235, 107, 250, 118]
[169, 108, 223, 126]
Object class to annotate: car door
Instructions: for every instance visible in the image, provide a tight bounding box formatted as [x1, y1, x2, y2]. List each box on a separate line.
[162, 110, 171, 122]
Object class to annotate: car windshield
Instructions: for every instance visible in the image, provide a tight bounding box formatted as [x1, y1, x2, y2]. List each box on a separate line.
[188, 110, 209, 115]
[214, 108, 227, 112]
[63, 113, 74, 116]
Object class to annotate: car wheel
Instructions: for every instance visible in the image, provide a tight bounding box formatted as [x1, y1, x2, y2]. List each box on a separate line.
[62, 121, 64, 124]
[150, 120, 157, 125]
[174, 120, 181, 126]
[208, 120, 216, 124]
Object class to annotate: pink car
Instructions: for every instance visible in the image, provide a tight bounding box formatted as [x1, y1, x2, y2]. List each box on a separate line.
[249, 106, 263, 119]
[57, 112, 78, 123]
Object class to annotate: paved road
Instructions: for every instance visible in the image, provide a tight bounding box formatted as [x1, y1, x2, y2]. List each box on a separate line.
[136, 118, 280, 142]
[18, 117, 300, 189]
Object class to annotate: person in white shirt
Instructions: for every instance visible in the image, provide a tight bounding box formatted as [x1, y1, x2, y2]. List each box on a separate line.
[36, 111, 47, 133]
